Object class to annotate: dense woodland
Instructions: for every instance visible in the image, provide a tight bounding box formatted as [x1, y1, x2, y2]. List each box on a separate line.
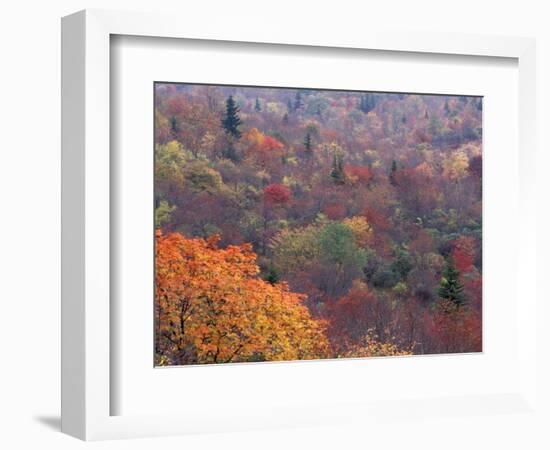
[154, 83, 482, 366]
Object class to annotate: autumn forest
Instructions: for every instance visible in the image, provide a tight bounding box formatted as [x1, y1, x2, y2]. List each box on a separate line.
[154, 82, 482, 366]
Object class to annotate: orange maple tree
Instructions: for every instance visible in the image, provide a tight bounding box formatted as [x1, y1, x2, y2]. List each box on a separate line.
[155, 230, 329, 365]
[243, 127, 285, 168]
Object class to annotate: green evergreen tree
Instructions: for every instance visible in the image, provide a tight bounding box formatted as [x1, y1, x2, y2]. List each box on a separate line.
[368, 94, 376, 111]
[170, 115, 179, 136]
[330, 151, 346, 184]
[255, 97, 261, 112]
[358, 93, 376, 113]
[303, 132, 313, 156]
[389, 159, 398, 186]
[221, 95, 242, 139]
[438, 260, 466, 308]
[263, 265, 280, 285]
[282, 113, 289, 125]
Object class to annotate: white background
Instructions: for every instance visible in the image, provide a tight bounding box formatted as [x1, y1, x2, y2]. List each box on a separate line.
[0, 1, 548, 449]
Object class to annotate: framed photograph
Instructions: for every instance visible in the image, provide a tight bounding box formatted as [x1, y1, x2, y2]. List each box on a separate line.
[61, 9, 537, 441]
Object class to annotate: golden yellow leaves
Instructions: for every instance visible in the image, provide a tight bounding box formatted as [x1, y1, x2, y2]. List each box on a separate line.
[342, 216, 373, 247]
[443, 150, 469, 181]
[341, 331, 413, 358]
[155, 231, 329, 365]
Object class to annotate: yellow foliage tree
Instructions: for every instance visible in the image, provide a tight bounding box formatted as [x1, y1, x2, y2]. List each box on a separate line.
[341, 331, 413, 358]
[342, 216, 373, 247]
[155, 231, 329, 365]
[443, 150, 469, 181]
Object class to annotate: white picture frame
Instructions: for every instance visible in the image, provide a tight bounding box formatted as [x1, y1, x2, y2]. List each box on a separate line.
[61, 9, 537, 441]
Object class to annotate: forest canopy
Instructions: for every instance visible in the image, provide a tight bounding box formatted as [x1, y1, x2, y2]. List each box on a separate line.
[154, 83, 482, 365]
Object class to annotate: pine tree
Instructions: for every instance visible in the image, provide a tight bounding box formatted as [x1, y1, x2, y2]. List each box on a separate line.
[221, 95, 242, 139]
[368, 94, 376, 112]
[303, 132, 313, 156]
[389, 159, 398, 186]
[255, 97, 261, 112]
[358, 93, 376, 113]
[438, 260, 466, 308]
[264, 265, 280, 285]
[170, 115, 179, 136]
[330, 151, 346, 184]
[444, 99, 451, 115]
[424, 109, 429, 120]
[282, 113, 289, 125]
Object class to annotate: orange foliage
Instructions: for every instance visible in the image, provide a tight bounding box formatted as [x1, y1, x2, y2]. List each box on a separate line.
[155, 231, 329, 365]
[262, 135, 285, 152]
[345, 165, 373, 185]
[243, 128, 284, 167]
[344, 165, 372, 185]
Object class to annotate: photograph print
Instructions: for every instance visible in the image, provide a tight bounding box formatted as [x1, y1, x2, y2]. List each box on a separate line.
[154, 82, 482, 366]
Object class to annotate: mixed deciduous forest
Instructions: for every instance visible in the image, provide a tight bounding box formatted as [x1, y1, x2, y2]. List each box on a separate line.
[154, 82, 482, 366]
